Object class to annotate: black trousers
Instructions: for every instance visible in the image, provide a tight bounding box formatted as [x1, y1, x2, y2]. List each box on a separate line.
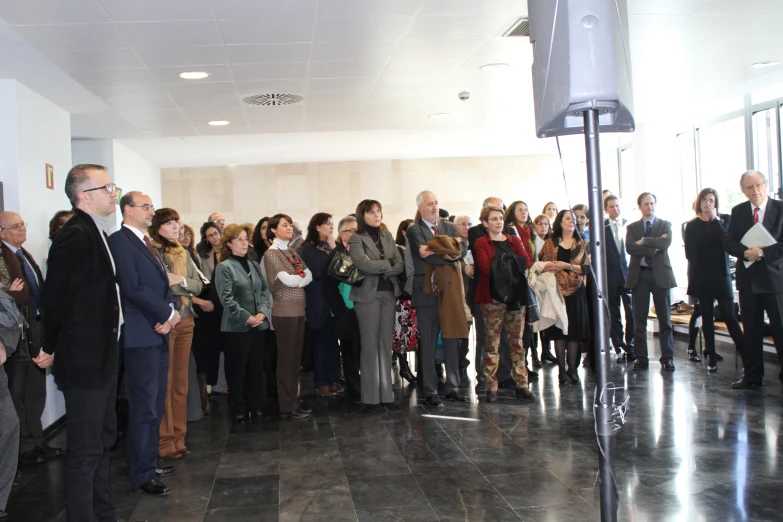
[6, 358, 46, 453]
[338, 310, 362, 402]
[608, 280, 634, 353]
[632, 269, 674, 362]
[123, 345, 168, 489]
[224, 329, 266, 416]
[63, 378, 118, 522]
[696, 297, 744, 359]
[738, 291, 783, 383]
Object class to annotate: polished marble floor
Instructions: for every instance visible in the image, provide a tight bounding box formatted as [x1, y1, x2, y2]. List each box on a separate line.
[6, 335, 783, 521]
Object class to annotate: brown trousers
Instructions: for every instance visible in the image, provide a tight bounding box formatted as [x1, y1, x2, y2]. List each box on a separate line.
[274, 316, 305, 413]
[159, 315, 194, 456]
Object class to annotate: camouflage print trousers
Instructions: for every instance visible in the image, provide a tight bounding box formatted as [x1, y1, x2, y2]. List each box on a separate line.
[481, 302, 528, 392]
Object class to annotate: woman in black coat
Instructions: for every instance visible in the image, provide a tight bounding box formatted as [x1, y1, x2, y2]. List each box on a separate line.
[684, 188, 744, 372]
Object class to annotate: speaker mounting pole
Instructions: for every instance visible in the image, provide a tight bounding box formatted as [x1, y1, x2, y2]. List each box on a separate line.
[583, 108, 619, 522]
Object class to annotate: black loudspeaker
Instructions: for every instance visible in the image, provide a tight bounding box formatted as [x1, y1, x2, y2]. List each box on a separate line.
[528, 0, 635, 138]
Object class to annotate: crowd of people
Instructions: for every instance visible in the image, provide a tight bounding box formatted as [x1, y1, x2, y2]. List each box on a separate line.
[0, 163, 781, 521]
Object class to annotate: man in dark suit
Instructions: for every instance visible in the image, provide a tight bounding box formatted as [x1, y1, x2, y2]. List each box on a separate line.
[108, 191, 179, 497]
[467, 197, 517, 392]
[725, 170, 783, 389]
[625, 192, 677, 371]
[0, 212, 62, 463]
[603, 196, 635, 362]
[407, 190, 466, 406]
[41, 164, 124, 522]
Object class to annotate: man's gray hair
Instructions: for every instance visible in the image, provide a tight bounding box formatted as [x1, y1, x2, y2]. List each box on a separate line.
[416, 190, 436, 207]
[482, 196, 505, 209]
[208, 212, 221, 222]
[740, 170, 767, 189]
[292, 222, 302, 236]
[338, 215, 357, 233]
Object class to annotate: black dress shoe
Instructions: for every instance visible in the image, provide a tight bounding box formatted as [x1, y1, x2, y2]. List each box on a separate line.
[615, 352, 627, 363]
[662, 360, 675, 371]
[250, 411, 270, 421]
[565, 370, 581, 384]
[232, 415, 246, 426]
[515, 388, 535, 400]
[0, 509, 7, 519]
[632, 359, 649, 371]
[382, 402, 401, 412]
[36, 443, 63, 457]
[687, 350, 701, 362]
[626, 352, 638, 362]
[19, 450, 44, 464]
[155, 466, 177, 477]
[281, 410, 310, 419]
[475, 381, 486, 393]
[732, 379, 762, 390]
[715, 352, 724, 361]
[139, 479, 169, 496]
[486, 391, 498, 403]
[445, 391, 468, 403]
[527, 369, 539, 381]
[297, 403, 313, 414]
[425, 395, 444, 408]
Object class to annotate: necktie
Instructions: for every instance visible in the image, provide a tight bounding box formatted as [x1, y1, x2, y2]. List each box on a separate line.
[753, 207, 759, 224]
[16, 250, 40, 316]
[613, 222, 621, 249]
[433, 224, 439, 236]
[644, 221, 652, 267]
[143, 236, 163, 270]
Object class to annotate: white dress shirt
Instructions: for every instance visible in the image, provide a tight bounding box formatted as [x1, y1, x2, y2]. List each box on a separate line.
[752, 197, 769, 225]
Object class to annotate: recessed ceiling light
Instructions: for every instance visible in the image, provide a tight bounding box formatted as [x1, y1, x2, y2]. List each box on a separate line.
[480, 62, 511, 71]
[179, 71, 210, 80]
[750, 61, 779, 69]
[428, 113, 451, 119]
[208, 120, 230, 126]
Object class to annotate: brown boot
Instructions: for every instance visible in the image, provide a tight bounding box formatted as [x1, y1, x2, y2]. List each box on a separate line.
[316, 385, 337, 397]
[515, 387, 535, 400]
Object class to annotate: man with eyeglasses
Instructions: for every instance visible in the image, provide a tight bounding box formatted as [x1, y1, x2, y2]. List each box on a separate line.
[207, 213, 226, 234]
[726, 170, 783, 389]
[322, 216, 362, 403]
[0, 212, 63, 466]
[41, 164, 126, 522]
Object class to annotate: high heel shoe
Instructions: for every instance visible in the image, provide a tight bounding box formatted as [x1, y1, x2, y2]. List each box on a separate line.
[542, 349, 557, 364]
[399, 358, 417, 385]
[688, 349, 701, 362]
[566, 369, 581, 384]
[706, 354, 718, 373]
[558, 371, 570, 385]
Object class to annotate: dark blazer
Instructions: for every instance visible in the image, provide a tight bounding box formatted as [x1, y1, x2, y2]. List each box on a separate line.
[323, 245, 360, 340]
[300, 241, 333, 329]
[406, 219, 460, 307]
[41, 209, 122, 390]
[2, 243, 44, 358]
[725, 198, 783, 294]
[348, 229, 403, 303]
[625, 217, 677, 289]
[685, 214, 732, 299]
[603, 218, 629, 286]
[108, 226, 174, 349]
[467, 223, 516, 303]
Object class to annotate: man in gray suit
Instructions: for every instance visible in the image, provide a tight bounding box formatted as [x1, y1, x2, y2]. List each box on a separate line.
[625, 192, 677, 371]
[407, 190, 466, 406]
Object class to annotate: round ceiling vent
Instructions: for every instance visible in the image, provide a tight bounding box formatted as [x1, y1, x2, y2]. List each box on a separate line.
[243, 93, 303, 106]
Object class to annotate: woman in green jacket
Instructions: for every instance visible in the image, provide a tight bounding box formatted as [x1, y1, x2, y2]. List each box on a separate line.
[214, 224, 272, 425]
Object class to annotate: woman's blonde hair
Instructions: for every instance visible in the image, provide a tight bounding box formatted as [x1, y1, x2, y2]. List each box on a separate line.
[218, 223, 247, 262]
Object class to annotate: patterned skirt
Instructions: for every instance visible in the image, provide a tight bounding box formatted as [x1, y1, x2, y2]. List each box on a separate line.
[393, 297, 419, 354]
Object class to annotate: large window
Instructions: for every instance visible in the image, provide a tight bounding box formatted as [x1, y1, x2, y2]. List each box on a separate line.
[697, 117, 747, 212]
[753, 108, 780, 199]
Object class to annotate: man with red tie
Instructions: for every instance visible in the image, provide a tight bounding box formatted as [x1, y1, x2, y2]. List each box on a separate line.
[725, 171, 783, 389]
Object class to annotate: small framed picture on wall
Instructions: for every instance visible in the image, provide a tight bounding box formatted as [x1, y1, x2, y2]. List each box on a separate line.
[45, 163, 54, 190]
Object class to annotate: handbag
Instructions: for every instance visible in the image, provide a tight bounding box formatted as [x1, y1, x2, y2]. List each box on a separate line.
[525, 284, 540, 323]
[327, 250, 365, 287]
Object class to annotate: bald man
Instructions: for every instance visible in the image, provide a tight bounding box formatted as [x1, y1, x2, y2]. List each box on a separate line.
[208, 213, 226, 233]
[0, 212, 62, 463]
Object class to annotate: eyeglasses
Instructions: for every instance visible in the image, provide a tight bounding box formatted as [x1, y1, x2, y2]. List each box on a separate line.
[129, 204, 155, 211]
[214, 219, 226, 224]
[83, 183, 116, 194]
[700, 197, 716, 203]
[743, 182, 766, 191]
[340, 228, 358, 234]
[206, 232, 220, 239]
[0, 221, 26, 231]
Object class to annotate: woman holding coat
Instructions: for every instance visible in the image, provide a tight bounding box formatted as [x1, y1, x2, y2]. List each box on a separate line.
[349, 199, 404, 413]
[214, 224, 272, 424]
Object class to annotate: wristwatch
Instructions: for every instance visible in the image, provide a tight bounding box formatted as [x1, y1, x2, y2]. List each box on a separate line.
[759, 248, 764, 258]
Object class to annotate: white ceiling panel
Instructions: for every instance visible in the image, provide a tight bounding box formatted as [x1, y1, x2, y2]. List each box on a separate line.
[311, 41, 396, 63]
[211, 0, 318, 21]
[224, 44, 311, 64]
[419, 0, 525, 17]
[406, 16, 510, 40]
[165, 81, 238, 98]
[140, 127, 198, 137]
[45, 48, 146, 71]
[217, 18, 316, 45]
[134, 46, 228, 68]
[627, 0, 716, 15]
[150, 64, 234, 84]
[230, 62, 309, 82]
[180, 106, 247, 121]
[106, 97, 179, 111]
[317, 0, 425, 17]
[314, 17, 412, 42]
[88, 83, 170, 100]
[304, 90, 371, 105]
[98, 0, 215, 22]
[196, 123, 252, 135]
[309, 61, 385, 79]
[235, 80, 307, 96]
[244, 105, 303, 122]
[383, 40, 484, 78]
[72, 68, 158, 87]
[0, 0, 110, 25]
[117, 21, 223, 47]
[307, 78, 377, 94]
[12, 23, 129, 50]
[119, 109, 193, 127]
[248, 121, 304, 133]
[700, 0, 783, 15]
[173, 95, 245, 109]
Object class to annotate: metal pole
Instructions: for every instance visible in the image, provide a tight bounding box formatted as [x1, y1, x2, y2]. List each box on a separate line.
[583, 108, 618, 522]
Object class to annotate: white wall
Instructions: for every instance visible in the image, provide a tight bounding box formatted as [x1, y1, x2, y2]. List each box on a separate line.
[0, 81, 72, 428]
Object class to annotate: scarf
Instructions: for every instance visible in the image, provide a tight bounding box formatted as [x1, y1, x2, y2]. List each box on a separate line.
[152, 239, 192, 310]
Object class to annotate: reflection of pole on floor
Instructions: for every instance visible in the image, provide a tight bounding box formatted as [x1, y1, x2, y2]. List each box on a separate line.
[583, 108, 619, 522]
